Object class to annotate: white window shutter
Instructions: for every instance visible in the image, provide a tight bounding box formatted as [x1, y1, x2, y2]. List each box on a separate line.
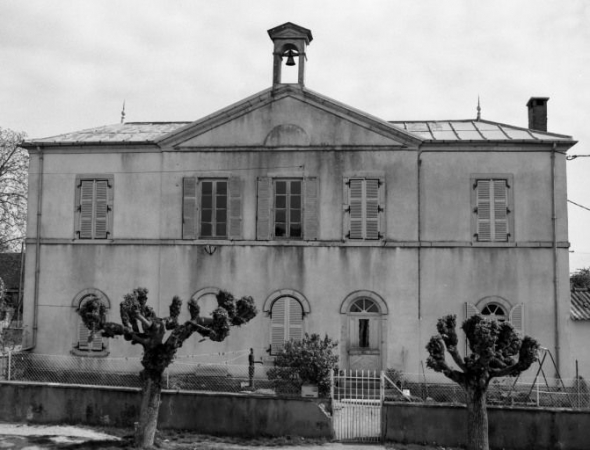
[350, 317, 360, 348]
[78, 323, 90, 350]
[271, 297, 286, 354]
[94, 180, 109, 239]
[349, 179, 364, 239]
[369, 318, 379, 350]
[493, 180, 509, 242]
[365, 179, 380, 240]
[510, 303, 524, 335]
[476, 180, 491, 242]
[288, 298, 303, 342]
[256, 177, 272, 240]
[228, 176, 242, 240]
[182, 177, 196, 239]
[79, 181, 95, 239]
[304, 177, 319, 240]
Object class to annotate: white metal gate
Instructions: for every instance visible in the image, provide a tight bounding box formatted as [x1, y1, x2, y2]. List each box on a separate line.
[331, 370, 383, 442]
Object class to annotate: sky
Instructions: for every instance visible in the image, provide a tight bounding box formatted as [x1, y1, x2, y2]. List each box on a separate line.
[1, 0, 589, 271]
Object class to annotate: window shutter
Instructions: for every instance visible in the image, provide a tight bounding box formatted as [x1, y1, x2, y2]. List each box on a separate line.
[182, 177, 196, 239]
[91, 331, 103, 351]
[365, 179, 380, 240]
[493, 180, 509, 242]
[464, 302, 479, 355]
[228, 176, 242, 240]
[475, 180, 491, 242]
[288, 298, 303, 342]
[350, 317, 360, 348]
[78, 323, 90, 350]
[369, 318, 379, 350]
[256, 177, 272, 240]
[271, 297, 286, 354]
[94, 180, 109, 239]
[79, 181, 95, 239]
[304, 177, 318, 240]
[349, 179, 364, 239]
[510, 303, 524, 335]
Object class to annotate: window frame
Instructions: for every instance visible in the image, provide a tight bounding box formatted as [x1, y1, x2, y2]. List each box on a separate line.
[269, 296, 304, 355]
[199, 178, 229, 239]
[471, 174, 514, 243]
[74, 174, 114, 240]
[273, 178, 303, 239]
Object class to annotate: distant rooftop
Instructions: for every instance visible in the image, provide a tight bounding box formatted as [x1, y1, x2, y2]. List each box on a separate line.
[571, 289, 590, 321]
[390, 119, 573, 142]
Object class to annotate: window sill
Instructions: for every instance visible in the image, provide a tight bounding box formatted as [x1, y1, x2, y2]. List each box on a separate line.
[70, 348, 110, 358]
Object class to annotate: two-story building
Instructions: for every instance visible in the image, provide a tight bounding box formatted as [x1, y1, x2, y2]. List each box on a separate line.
[21, 23, 577, 377]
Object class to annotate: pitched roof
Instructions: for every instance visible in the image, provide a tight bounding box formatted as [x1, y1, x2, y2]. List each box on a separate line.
[0, 253, 23, 290]
[571, 289, 590, 321]
[390, 119, 573, 142]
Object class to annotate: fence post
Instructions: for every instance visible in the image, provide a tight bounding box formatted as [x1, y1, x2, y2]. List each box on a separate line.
[380, 370, 384, 404]
[330, 369, 334, 400]
[7, 350, 11, 381]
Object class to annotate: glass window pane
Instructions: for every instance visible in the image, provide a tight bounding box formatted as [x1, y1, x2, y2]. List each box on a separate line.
[276, 181, 287, 194]
[201, 209, 212, 222]
[290, 223, 302, 237]
[275, 223, 286, 237]
[201, 223, 212, 237]
[217, 209, 227, 222]
[216, 181, 227, 195]
[275, 210, 286, 223]
[290, 209, 301, 222]
[290, 181, 301, 194]
[291, 195, 301, 209]
[359, 319, 369, 348]
[216, 223, 227, 237]
[202, 182, 212, 195]
[202, 195, 212, 209]
[216, 195, 227, 208]
[276, 195, 286, 209]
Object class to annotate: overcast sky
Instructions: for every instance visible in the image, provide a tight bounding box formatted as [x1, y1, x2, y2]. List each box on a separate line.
[1, 0, 589, 271]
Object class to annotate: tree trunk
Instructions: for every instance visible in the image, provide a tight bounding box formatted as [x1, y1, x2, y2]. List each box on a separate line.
[135, 371, 163, 448]
[466, 386, 489, 450]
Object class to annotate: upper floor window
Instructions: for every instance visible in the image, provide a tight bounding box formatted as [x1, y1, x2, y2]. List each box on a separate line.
[471, 175, 513, 243]
[75, 175, 114, 239]
[257, 177, 318, 241]
[344, 177, 384, 240]
[183, 176, 242, 240]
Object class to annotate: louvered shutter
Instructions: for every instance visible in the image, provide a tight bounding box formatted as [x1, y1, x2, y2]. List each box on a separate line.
[369, 317, 379, 350]
[257, 177, 272, 240]
[79, 181, 95, 239]
[349, 317, 360, 347]
[271, 297, 286, 354]
[303, 177, 318, 240]
[365, 179, 380, 240]
[476, 180, 491, 242]
[510, 303, 524, 335]
[91, 331, 103, 351]
[78, 323, 90, 350]
[182, 177, 196, 239]
[94, 180, 109, 238]
[288, 298, 303, 342]
[493, 180, 509, 242]
[228, 176, 242, 240]
[349, 179, 364, 239]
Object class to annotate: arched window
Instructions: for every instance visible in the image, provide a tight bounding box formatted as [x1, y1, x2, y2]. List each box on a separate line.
[72, 288, 110, 355]
[348, 298, 381, 349]
[480, 303, 507, 322]
[465, 296, 524, 335]
[270, 296, 303, 354]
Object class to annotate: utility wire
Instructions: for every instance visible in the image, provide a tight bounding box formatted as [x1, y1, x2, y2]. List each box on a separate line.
[568, 199, 590, 212]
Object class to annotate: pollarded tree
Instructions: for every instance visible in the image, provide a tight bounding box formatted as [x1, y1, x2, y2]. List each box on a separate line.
[426, 314, 539, 450]
[79, 287, 257, 449]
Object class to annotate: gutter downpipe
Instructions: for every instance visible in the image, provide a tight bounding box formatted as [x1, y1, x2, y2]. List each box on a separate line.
[551, 143, 560, 376]
[23, 146, 43, 351]
[417, 144, 423, 372]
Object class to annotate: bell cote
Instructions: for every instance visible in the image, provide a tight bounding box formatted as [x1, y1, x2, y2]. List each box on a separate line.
[267, 22, 313, 87]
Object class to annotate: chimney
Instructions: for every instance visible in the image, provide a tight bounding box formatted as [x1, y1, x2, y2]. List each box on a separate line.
[526, 97, 550, 132]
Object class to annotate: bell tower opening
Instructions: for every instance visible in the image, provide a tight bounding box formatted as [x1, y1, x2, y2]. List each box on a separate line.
[267, 22, 313, 87]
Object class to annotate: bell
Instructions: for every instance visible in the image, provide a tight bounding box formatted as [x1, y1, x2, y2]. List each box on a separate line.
[285, 49, 296, 66]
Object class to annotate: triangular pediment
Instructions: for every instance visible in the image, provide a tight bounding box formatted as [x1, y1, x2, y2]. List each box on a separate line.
[157, 85, 422, 149]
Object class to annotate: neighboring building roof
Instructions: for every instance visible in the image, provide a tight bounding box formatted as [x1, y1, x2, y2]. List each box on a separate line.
[0, 253, 23, 291]
[25, 122, 191, 145]
[390, 119, 573, 142]
[571, 289, 590, 321]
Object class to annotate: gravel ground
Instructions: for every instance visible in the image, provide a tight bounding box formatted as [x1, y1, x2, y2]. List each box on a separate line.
[0, 422, 459, 449]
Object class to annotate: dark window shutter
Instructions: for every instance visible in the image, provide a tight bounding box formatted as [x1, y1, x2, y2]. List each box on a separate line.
[476, 180, 491, 242]
[79, 180, 95, 239]
[304, 177, 318, 240]
[182, 177, 196, 239]
[228, 176, 242, 240]
[256, 177, 272, 240]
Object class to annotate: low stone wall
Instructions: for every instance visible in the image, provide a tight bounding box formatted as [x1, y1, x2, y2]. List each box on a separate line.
[0, 382, 333, 439]
[384, 402, 590, 450]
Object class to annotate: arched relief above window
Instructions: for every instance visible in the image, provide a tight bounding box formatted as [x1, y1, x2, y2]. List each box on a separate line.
[263, 289, 310, 315]
[340, 290, 388, 315]
[465, 295, 524, 335]
[191, 287, 221, 318]
[71, 288, 110, 309]
[264, 124, 310, 146]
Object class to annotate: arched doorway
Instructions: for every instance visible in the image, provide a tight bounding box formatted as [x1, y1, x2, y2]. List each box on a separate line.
[340, 291, 388, 371]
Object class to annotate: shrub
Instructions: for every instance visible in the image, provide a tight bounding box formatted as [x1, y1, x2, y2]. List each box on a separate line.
[267, 333, 338, 397]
